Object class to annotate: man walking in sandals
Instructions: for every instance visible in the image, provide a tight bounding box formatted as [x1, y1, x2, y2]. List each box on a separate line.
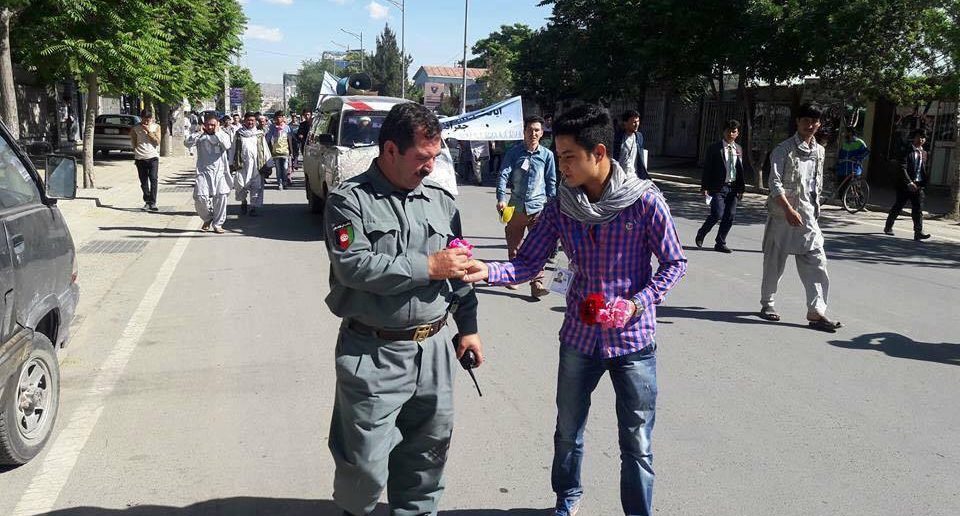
[758, 103, 842, 332]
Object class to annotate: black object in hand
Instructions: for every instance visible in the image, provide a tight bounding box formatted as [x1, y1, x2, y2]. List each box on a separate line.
[452, 334, 482, 397]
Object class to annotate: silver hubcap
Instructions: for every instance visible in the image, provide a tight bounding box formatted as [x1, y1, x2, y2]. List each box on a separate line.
[17, 357, 53, 439]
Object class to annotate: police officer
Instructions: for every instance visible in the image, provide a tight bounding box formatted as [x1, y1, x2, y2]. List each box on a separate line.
[324, 102, 485, 516]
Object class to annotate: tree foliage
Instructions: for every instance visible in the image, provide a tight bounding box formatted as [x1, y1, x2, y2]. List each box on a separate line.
[367, 24, 411, 98]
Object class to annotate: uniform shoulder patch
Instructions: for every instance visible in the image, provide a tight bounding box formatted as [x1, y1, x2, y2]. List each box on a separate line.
[332, 222, 355, 250]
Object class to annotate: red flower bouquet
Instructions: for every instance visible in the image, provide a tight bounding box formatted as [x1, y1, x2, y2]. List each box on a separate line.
[579, 293, 607, 325]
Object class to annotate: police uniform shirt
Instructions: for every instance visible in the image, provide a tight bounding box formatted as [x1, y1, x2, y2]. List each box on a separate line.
[324, 160, 479, 335]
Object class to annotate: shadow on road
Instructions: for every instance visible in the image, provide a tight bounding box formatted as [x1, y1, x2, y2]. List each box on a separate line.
[827, 332, 960, 366]
[43, 497, 552, 515]
[474, 286, 539, 302]
[656, 305, 811, 330]
[822, 232, 960, 269]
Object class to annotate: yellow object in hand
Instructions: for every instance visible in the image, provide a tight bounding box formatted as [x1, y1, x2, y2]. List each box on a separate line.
[500, 205, 515, 224]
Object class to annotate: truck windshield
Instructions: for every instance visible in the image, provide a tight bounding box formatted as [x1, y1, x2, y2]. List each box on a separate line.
[340, 111, 388, 147]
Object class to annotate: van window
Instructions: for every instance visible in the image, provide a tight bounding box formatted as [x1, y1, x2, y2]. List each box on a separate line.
[340, 111, 388, 147]
[0, 136, 40, 209]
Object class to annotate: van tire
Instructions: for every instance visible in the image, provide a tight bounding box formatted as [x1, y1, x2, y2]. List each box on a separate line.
[0, 332, 60, 466]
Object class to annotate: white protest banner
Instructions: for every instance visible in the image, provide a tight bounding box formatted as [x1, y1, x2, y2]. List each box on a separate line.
[439, 96, 524, 141]
[315, 72, 341, 109]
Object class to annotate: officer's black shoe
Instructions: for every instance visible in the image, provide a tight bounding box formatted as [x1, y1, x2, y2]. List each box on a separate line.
[695, 233, 704, 248]
[883, 227, 894, 236]
[915, 232, 931, 241]
[714, 243, 732, 253]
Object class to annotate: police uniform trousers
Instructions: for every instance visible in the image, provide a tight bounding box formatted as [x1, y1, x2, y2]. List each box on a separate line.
[329, 323, 457, 516]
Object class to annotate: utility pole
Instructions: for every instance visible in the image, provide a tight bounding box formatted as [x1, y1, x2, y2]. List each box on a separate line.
[461, 0, 468, 114]
[387, 0, 406, 98]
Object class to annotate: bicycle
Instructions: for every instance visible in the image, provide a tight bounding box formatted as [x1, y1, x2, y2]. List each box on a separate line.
[819, 164, 870, 214]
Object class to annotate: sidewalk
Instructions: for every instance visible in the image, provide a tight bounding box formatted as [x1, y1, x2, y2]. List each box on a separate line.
[648, 157, 960, 240]
[56, 153, 201, 355]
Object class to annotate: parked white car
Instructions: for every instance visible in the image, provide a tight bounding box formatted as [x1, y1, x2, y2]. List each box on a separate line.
[301, 95, 457, 214]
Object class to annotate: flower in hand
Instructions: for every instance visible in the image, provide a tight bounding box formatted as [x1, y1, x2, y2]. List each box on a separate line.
[448, 237, 474, 258]
[580, 294, 635, 329]
[579, 293, 606, 325]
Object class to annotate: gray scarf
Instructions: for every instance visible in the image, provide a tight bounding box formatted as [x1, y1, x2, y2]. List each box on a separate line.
[236, 127, 262, 138]
[558, 160, 653, 224]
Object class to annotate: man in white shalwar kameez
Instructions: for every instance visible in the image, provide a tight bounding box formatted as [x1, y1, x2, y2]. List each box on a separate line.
[185, 113, 233, 234]
[759, 103, 842, 332]
[230, 112, 270, 216]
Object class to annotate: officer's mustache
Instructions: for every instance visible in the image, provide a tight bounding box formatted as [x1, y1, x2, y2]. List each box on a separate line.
[417, 167, 432, 178]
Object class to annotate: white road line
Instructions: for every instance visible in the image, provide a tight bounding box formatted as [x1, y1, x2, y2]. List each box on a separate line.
[12, 235, 191, 516]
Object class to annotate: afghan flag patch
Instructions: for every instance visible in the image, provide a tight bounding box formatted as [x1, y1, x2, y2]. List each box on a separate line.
[333, 222, 355, 250]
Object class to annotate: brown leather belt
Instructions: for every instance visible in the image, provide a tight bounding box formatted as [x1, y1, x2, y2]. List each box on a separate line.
[348, 316, 447, 343]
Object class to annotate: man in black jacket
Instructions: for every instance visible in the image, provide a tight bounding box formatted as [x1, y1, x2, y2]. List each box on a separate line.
[885, 129, 931, 241]
[696, 120, 748, 253]
[611, 110, 650, 180]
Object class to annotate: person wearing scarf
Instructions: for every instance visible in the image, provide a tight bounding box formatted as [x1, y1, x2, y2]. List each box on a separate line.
[759, 103, 842, 331]
[231, 112, 271, 216]
[462, 104, 687, 516]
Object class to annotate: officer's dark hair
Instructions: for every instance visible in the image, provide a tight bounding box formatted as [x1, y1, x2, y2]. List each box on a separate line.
[203, 112, 218, 122]
[620, 109, 641, 122]
[524, 115, 545, 129]
[140, 109, 153, 119]
[796, 103, 823, 120]
[910, 128, 927, 139]
[379, 102, 441, 154]
[274, 110, 285, 118]
[243, 111, 256, 119]
[554, 103, 614, 154]
[724, 119, 741, 131]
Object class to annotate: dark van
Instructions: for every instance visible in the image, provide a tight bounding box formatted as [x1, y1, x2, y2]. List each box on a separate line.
[0, 120, 79, 465]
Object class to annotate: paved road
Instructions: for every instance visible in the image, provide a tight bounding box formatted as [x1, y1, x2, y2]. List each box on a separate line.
[1, 166, 958, 515]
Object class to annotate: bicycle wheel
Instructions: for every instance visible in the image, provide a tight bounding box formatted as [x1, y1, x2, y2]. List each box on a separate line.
[842, 180, 870, 214]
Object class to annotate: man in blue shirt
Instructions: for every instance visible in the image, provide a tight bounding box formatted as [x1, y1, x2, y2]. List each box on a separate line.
[496, 114, 557, 298]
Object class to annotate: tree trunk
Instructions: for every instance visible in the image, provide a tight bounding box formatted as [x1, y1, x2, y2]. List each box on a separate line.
[158, 103, 171, 156]
[948, 105, 960, 220]
[0, 8, 20, 140]
[82, 71, 98, 188]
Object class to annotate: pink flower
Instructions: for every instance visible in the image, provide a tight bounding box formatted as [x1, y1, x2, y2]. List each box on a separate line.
[448, 237, 474, 258]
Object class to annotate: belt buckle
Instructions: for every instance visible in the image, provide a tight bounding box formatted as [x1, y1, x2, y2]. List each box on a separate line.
[412, 323, 433, 342]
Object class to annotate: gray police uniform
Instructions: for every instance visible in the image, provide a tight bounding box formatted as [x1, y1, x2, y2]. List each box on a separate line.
[324, 160, 478, 516]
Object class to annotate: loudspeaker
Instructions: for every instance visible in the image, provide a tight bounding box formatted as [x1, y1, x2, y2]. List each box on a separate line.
[336, 73, 373, 95]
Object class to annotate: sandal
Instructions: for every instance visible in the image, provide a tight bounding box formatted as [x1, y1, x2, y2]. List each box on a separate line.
[808, 316, 842, 332]
[758, 308, 781, 322]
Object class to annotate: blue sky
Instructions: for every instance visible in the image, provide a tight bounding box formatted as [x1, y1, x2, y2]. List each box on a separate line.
[239, 0, 552, 84]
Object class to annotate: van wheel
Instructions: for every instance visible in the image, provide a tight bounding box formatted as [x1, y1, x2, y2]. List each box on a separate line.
[306, 176, 325, 215]
[0, 333, 60, 466]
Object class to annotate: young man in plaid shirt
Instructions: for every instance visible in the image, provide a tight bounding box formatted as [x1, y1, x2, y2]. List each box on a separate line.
[464, 104, 687, 516]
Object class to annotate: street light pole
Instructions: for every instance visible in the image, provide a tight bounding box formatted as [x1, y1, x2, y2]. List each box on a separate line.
[461, 0, 469, 114]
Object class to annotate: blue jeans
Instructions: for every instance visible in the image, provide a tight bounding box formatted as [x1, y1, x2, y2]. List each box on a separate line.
[552, 344, 657, 516]
[274, 156, 289, 187]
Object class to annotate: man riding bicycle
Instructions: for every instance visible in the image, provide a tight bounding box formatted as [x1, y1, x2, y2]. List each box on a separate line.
[836, 126, 870, 197]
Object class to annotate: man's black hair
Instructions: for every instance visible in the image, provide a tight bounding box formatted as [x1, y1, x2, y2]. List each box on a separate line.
[845, 125, 857, 136]
[301, 108, 311, 115]
[910, 128, 927, 139]
[620, 109, 641, 122]
[203, 112, 218, 122]
[140, 109, 153, 119]
[220, 115, 231, 123]
[524, 114, 545, 129]
[724, 119, 741, 131]
[796, 103, 823, 120]
[379, 102, 441, 154]
[274, 110, 286, 118]
[554, 103, 614, 154]
[243, 111, 256, 119]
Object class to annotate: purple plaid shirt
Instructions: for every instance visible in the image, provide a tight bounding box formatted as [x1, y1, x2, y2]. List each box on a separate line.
[486, 189, 687, 358]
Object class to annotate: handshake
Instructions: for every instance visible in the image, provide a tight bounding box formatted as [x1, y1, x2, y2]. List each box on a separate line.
[428, 238, 489, 283]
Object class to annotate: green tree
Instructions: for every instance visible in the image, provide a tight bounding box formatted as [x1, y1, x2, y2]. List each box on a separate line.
[0, 2, 30, 140]
[227, 64, 261, 114]
[367, 24, 411, 98]
[15, 0, 170, 187]
[293, 58, 338, 111]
